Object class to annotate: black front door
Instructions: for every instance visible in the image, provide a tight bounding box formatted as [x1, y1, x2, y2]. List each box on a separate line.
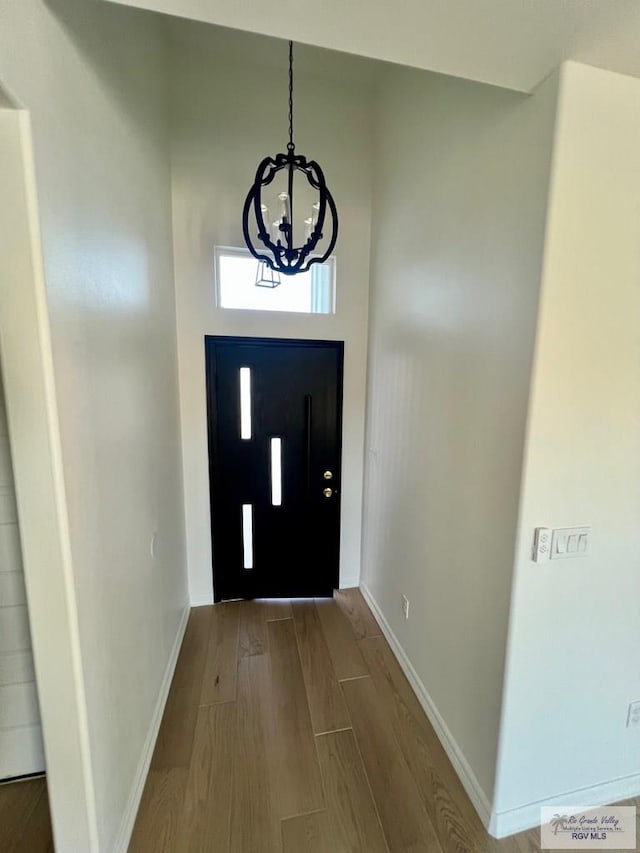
[206, 336, 343, 601]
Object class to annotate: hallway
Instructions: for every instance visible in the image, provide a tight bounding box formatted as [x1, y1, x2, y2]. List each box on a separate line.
[2, 588, 638, 850]
[129, 589, 538, 852]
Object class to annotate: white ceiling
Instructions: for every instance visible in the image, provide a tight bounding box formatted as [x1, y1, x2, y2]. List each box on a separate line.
[166, 15, 381, 89]
[105, 0, 640, 92]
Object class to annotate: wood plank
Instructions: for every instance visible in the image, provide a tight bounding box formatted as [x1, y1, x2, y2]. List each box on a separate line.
[511, 830, 549, 853]
[507, 825, 563, 853]
[178, 703, 236, 853]
[129, 768, 188, 853]
[10, 785, 53, 853]
[315, 729, 389, 853]
[334, 588, 382, 639]
[341, 675, 443, 853]
[261, 599, 293, 620]
[360, 635, 489, 853]
[281, 811, 339, 853]
[267, 618, 325, 817]
[358, 638, 536, 853]
[238, 599, 292, 658]
[238, 600, 264, 658]
[151, 606, 211, 769]
[199, 602, 239, 706]
[0, 778, 48, 852]
[314, 598, 369, 681]
[291, 600, 351, 734]
[229, 654, 280, 853]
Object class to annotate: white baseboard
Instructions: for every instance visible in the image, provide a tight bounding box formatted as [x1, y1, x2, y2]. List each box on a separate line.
[113, 605, 190, 853]
[490, 770, 640, 838]
[359, 585, 640, 841]
[360, 583, 492, 828]
[190, 596, 214, 607]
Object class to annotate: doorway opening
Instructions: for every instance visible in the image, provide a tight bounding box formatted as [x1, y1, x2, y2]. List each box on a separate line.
[206, 336, 344, 601]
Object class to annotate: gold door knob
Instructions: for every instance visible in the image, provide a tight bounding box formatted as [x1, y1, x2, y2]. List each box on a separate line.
[324, 470, 333, 480]
[323, 487, 333, 498]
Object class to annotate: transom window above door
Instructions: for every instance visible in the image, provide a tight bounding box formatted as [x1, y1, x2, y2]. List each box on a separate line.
[215, 246, 335, 315]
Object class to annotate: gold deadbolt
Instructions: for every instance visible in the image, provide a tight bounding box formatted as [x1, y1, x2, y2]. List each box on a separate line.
[323, 487, 333, 498]
[323, 470, 333, 480]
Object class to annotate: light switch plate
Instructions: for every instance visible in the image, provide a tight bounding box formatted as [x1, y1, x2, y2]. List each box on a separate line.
[551, 527, 591, 559]
[533, 526, 591, 562]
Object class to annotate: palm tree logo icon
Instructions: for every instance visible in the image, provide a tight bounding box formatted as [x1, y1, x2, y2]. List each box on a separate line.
[551, 814, 569, 835]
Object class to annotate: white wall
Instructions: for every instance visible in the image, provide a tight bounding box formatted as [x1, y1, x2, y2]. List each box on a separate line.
[493, 61, 640, 835]
[168, 21, 374, 603]
[361, 66, 559, 812]
[0, 1, 188, 849]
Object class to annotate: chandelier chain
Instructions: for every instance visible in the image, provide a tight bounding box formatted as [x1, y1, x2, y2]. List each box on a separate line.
[288, 40, 294, 151]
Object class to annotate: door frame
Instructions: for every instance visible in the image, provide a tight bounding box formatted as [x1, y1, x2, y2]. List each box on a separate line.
[0, 107, 98, 849]
[205, 335, 345, 602]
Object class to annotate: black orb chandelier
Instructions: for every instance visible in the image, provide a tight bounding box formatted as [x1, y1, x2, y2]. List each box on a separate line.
[242, 41, 338, 276]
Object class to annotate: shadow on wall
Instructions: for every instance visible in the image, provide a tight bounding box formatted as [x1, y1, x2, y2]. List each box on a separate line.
[44, 0, 169, 139]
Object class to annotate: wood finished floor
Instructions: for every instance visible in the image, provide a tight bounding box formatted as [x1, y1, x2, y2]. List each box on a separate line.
[0, 776, 53, 852]
[129, 588, 573, 853]
[3, 590, 637, 851]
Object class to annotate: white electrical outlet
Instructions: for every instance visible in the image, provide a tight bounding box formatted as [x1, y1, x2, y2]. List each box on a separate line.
[401, 595, 409, 620]
[627, 701, 640, 727]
